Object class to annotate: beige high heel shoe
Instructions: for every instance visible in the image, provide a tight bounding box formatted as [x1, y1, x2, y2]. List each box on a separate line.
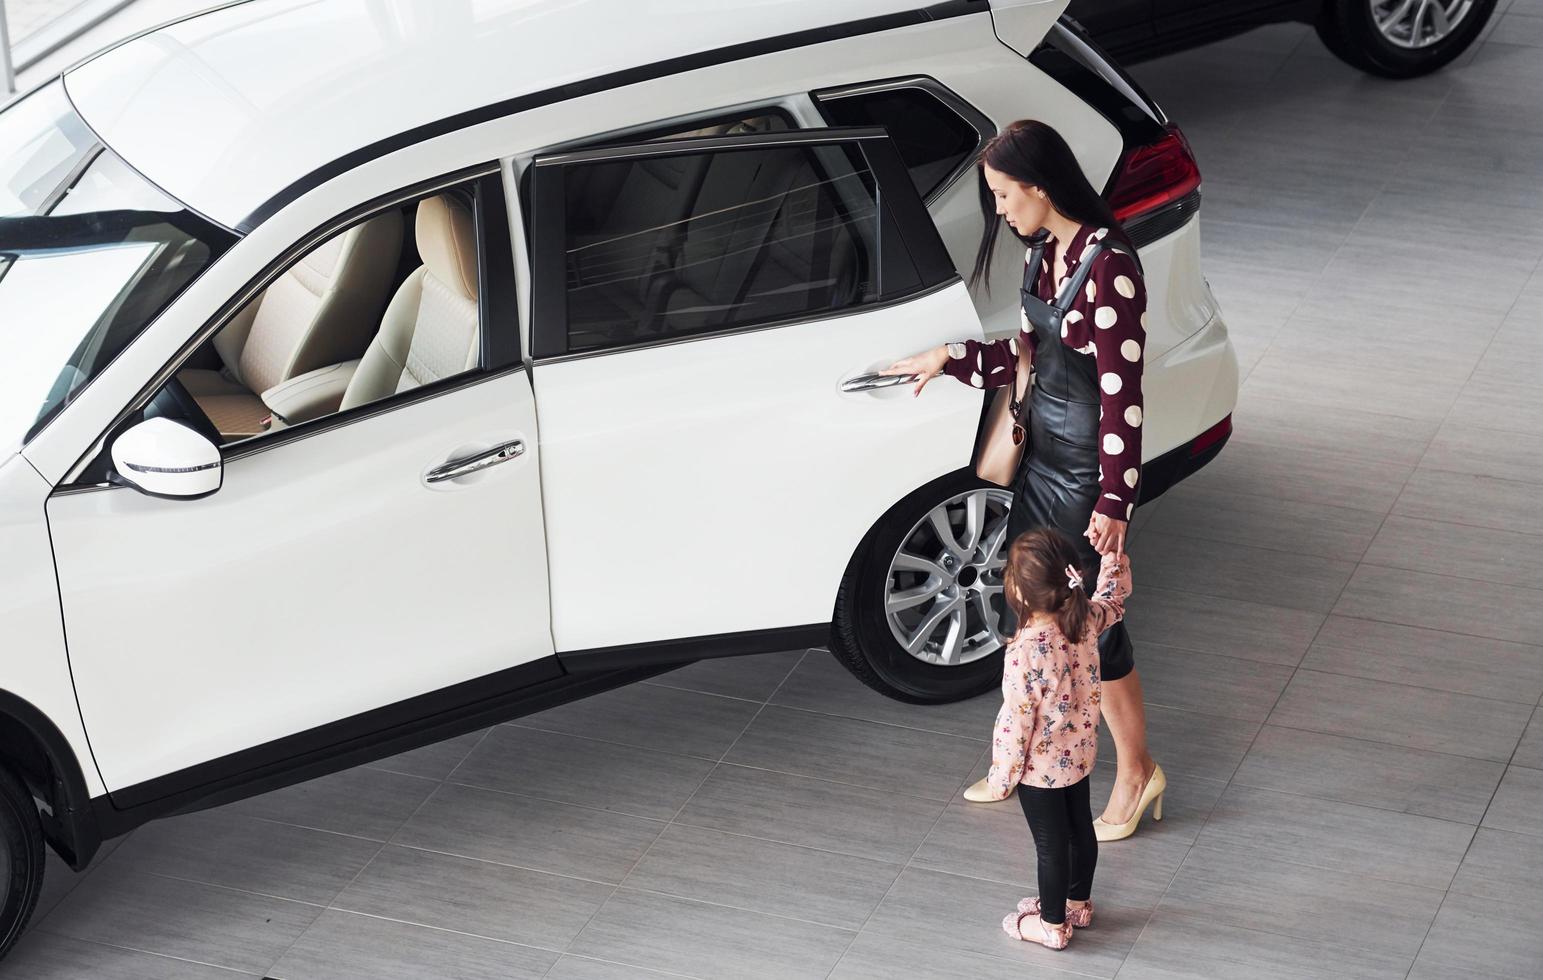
[1092, 763, 1165, 842]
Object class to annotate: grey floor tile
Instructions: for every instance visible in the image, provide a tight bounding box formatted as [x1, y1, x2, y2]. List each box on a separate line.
[861, 867, 1146, 979]
[1472, 320, 1543, 389]
[41, 864, 320, 975]
[1116, 909, 1413, 980]
[1241, 352, 1462, 424]
[623, 823, 900, 930]
[1231, 391, 1443, 471]
[1125, 586, 1324, 667]
[1301, 615, 1543, 704]
[1334, 562, 1543, 646]
[1395, 467, 1543, 537]
[1232, 725, 1505, 826]
[269, 909, 557, 980]
[30, 834, 125, 929]
[1197, 786, 1474, 892]
[569, 888, 854, 980]
[1448, 827, 1543, 903]
[1097, 703, 1261, 783]
[723, 705, 984, 801]
[1138, 644, 1295, 722]
[105, 808, 380, 906]
[674, 765, 945, 865]
[1409, 888, 1543, 980]
[1422, 420, 1543, 486]
[1267, 669, 1532, 762]
[644, 649, 807, 701]
[0, 934, 255, 980]
[332, 845, 612, 948]
[544, 956, 688, 980]
[1160, 843, 1444, 960]
[1362, 514, 1543, 591]
[1135, 531, 1357, 614]
[1482, 764, 1543, 837]
[1183, 437, 1416, 516]
[770, 650, 1000, 739]
[447, 725, 715, 822]
[393, 783, 662, 884]
[220, 765, 438, 842]
[829, 930, 1088, 980]
[1493, 10, 1543, 47]
[1514, 708, 1543, 770]
[510, 681, 759, 760]
[365, 729, 488, 781]
[1142, 483, 1384, 562]
[1447, 379, 1543, 437]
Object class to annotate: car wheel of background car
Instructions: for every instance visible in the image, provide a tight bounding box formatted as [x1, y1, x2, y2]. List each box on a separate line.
[0, 766, 45, 960]
[831, 470, 1015, 704]
[1316, 0, 1497, 78]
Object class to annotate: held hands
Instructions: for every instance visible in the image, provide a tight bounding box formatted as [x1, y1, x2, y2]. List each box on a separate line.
[1085, 511, 1128, 557]
[880, 345, 950, 397]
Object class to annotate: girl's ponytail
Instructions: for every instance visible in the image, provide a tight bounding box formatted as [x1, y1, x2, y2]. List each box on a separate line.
[1054, 565, 1092, 643]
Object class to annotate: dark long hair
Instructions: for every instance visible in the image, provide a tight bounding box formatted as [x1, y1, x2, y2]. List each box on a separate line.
[1004, 527, 1092, 642]
[970, 119, 1132, 292]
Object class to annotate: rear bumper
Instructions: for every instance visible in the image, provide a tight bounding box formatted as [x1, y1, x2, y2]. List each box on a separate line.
[1136, 305, 1239, 506]
[1138, 413, 1231, 505]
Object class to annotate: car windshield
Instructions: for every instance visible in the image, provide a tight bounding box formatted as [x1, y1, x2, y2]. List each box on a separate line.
[0, 80, 235, 456]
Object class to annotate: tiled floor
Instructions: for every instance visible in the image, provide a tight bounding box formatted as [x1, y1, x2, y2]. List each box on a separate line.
[8, 4, 1543, 979]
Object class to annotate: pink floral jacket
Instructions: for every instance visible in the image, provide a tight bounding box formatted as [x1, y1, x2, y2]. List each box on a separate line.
[985, 553, 1133, 796]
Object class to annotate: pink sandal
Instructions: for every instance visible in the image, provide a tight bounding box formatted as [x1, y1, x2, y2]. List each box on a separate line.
[1016, 897, 1094, 928]
[1001, 910, 1072, 949]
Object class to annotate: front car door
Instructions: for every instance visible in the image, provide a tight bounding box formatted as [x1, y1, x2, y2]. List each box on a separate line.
[526, 128, 991, 654]
[44, 170, 557, 803]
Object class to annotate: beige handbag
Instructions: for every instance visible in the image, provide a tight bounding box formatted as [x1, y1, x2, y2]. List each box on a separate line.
[974, 352, 1033, 487]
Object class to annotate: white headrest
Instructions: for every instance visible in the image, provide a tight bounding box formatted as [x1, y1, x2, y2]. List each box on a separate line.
[415, 194, 478, 301]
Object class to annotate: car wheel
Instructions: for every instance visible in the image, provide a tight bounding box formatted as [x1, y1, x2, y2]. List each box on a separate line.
[831, 470, 1015, 704]
[0, 766, 45, 960]
[1315, 0, 1498, 78]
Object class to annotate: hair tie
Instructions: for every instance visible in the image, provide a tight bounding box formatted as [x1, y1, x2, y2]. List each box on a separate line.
[1065, 565, 1084, 591]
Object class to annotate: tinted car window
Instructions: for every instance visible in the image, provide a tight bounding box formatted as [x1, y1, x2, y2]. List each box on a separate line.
[557, 142, 926, 353]
[816, 87, 983, 199]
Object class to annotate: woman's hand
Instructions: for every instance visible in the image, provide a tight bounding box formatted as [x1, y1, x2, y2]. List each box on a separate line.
[1085, 512, 1128, 557]
[880, 345, 950, 397]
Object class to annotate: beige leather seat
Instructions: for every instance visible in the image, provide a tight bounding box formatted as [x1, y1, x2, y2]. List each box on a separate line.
[181, 209, 403, 437]
[340, 195, 479, 410]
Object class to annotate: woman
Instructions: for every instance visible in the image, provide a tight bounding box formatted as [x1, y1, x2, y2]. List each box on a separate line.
[884, 120, 1164, 841]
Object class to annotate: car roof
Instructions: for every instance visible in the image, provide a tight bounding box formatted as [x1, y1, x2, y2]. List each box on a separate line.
[63, 0, 1019, 232]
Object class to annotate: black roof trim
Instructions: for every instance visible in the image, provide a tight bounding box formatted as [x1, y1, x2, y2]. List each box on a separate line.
[237, 0, 990, 232]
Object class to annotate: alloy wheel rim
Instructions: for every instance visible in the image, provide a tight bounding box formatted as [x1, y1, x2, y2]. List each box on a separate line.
[1370, 0, 1476, 50]
[885, 488, 1014, 667]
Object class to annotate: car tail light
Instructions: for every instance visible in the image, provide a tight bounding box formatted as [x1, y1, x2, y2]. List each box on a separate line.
[1189, 415, 1232, 458]
[1107, 124, 1201, 224]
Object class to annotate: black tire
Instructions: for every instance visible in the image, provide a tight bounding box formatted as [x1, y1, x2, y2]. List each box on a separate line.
[830, 470, 1010, 704]
[1315, 0, 1498, 78]
[0, 766, 45, 961]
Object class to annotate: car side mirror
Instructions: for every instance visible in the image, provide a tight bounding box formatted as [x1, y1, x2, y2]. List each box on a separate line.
[110, 417, 223, 499]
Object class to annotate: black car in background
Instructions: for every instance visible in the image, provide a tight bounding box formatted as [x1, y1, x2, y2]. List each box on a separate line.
[1070, 0, 1499, 77]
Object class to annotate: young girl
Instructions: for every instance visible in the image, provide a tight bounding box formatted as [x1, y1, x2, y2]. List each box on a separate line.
[988, 527, 1133, 950]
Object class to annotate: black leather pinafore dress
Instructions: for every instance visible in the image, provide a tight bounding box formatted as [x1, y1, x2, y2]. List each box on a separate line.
[1004, 235, 1136, 680]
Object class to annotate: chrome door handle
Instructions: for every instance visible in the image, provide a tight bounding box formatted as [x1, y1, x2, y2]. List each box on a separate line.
[426, 440, 525, 484]
[842, 372, 918, 392]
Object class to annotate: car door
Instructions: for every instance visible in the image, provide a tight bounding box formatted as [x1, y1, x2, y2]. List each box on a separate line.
[526, 128, 991, 653]
[44, 172, 558, 802]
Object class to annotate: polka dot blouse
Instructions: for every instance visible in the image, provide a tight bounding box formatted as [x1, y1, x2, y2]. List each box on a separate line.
[943, 225, 1147, 522]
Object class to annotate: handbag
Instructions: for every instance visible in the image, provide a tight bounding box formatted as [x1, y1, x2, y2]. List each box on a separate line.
[974, 351, 1032, 487]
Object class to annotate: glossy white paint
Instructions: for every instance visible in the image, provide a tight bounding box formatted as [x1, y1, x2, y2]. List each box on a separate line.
[46, 372, 553, 789]
[65, 0, 1061, 228]
[110, 417, 223, 498]
[0, 456, 104, 798]
[535, 284, 987, 651]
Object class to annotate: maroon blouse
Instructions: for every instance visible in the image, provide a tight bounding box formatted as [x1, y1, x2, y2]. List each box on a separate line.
[943, 225, 1147, 522]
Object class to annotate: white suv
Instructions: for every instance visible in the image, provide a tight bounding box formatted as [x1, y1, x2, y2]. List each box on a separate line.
[0, 0, 1236, 956]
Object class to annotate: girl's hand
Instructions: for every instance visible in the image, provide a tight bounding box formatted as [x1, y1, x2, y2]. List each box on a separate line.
[880, 345, 950, 397]
[1085, 512, 1127, 557]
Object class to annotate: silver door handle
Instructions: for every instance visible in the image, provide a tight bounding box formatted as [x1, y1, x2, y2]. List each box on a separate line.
[842, 372, 919, 392]
[426, 440, 525, 484]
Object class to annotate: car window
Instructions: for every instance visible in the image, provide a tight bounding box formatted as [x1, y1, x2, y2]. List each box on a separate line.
[540, 139, 935, 356]
[814, 85, 988, 200]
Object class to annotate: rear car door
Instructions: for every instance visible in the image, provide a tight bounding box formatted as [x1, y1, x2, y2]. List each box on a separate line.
[526, 128, 992, 653]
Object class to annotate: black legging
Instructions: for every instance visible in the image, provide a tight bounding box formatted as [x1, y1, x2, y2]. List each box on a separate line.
[1017, 778, 1097, 925]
